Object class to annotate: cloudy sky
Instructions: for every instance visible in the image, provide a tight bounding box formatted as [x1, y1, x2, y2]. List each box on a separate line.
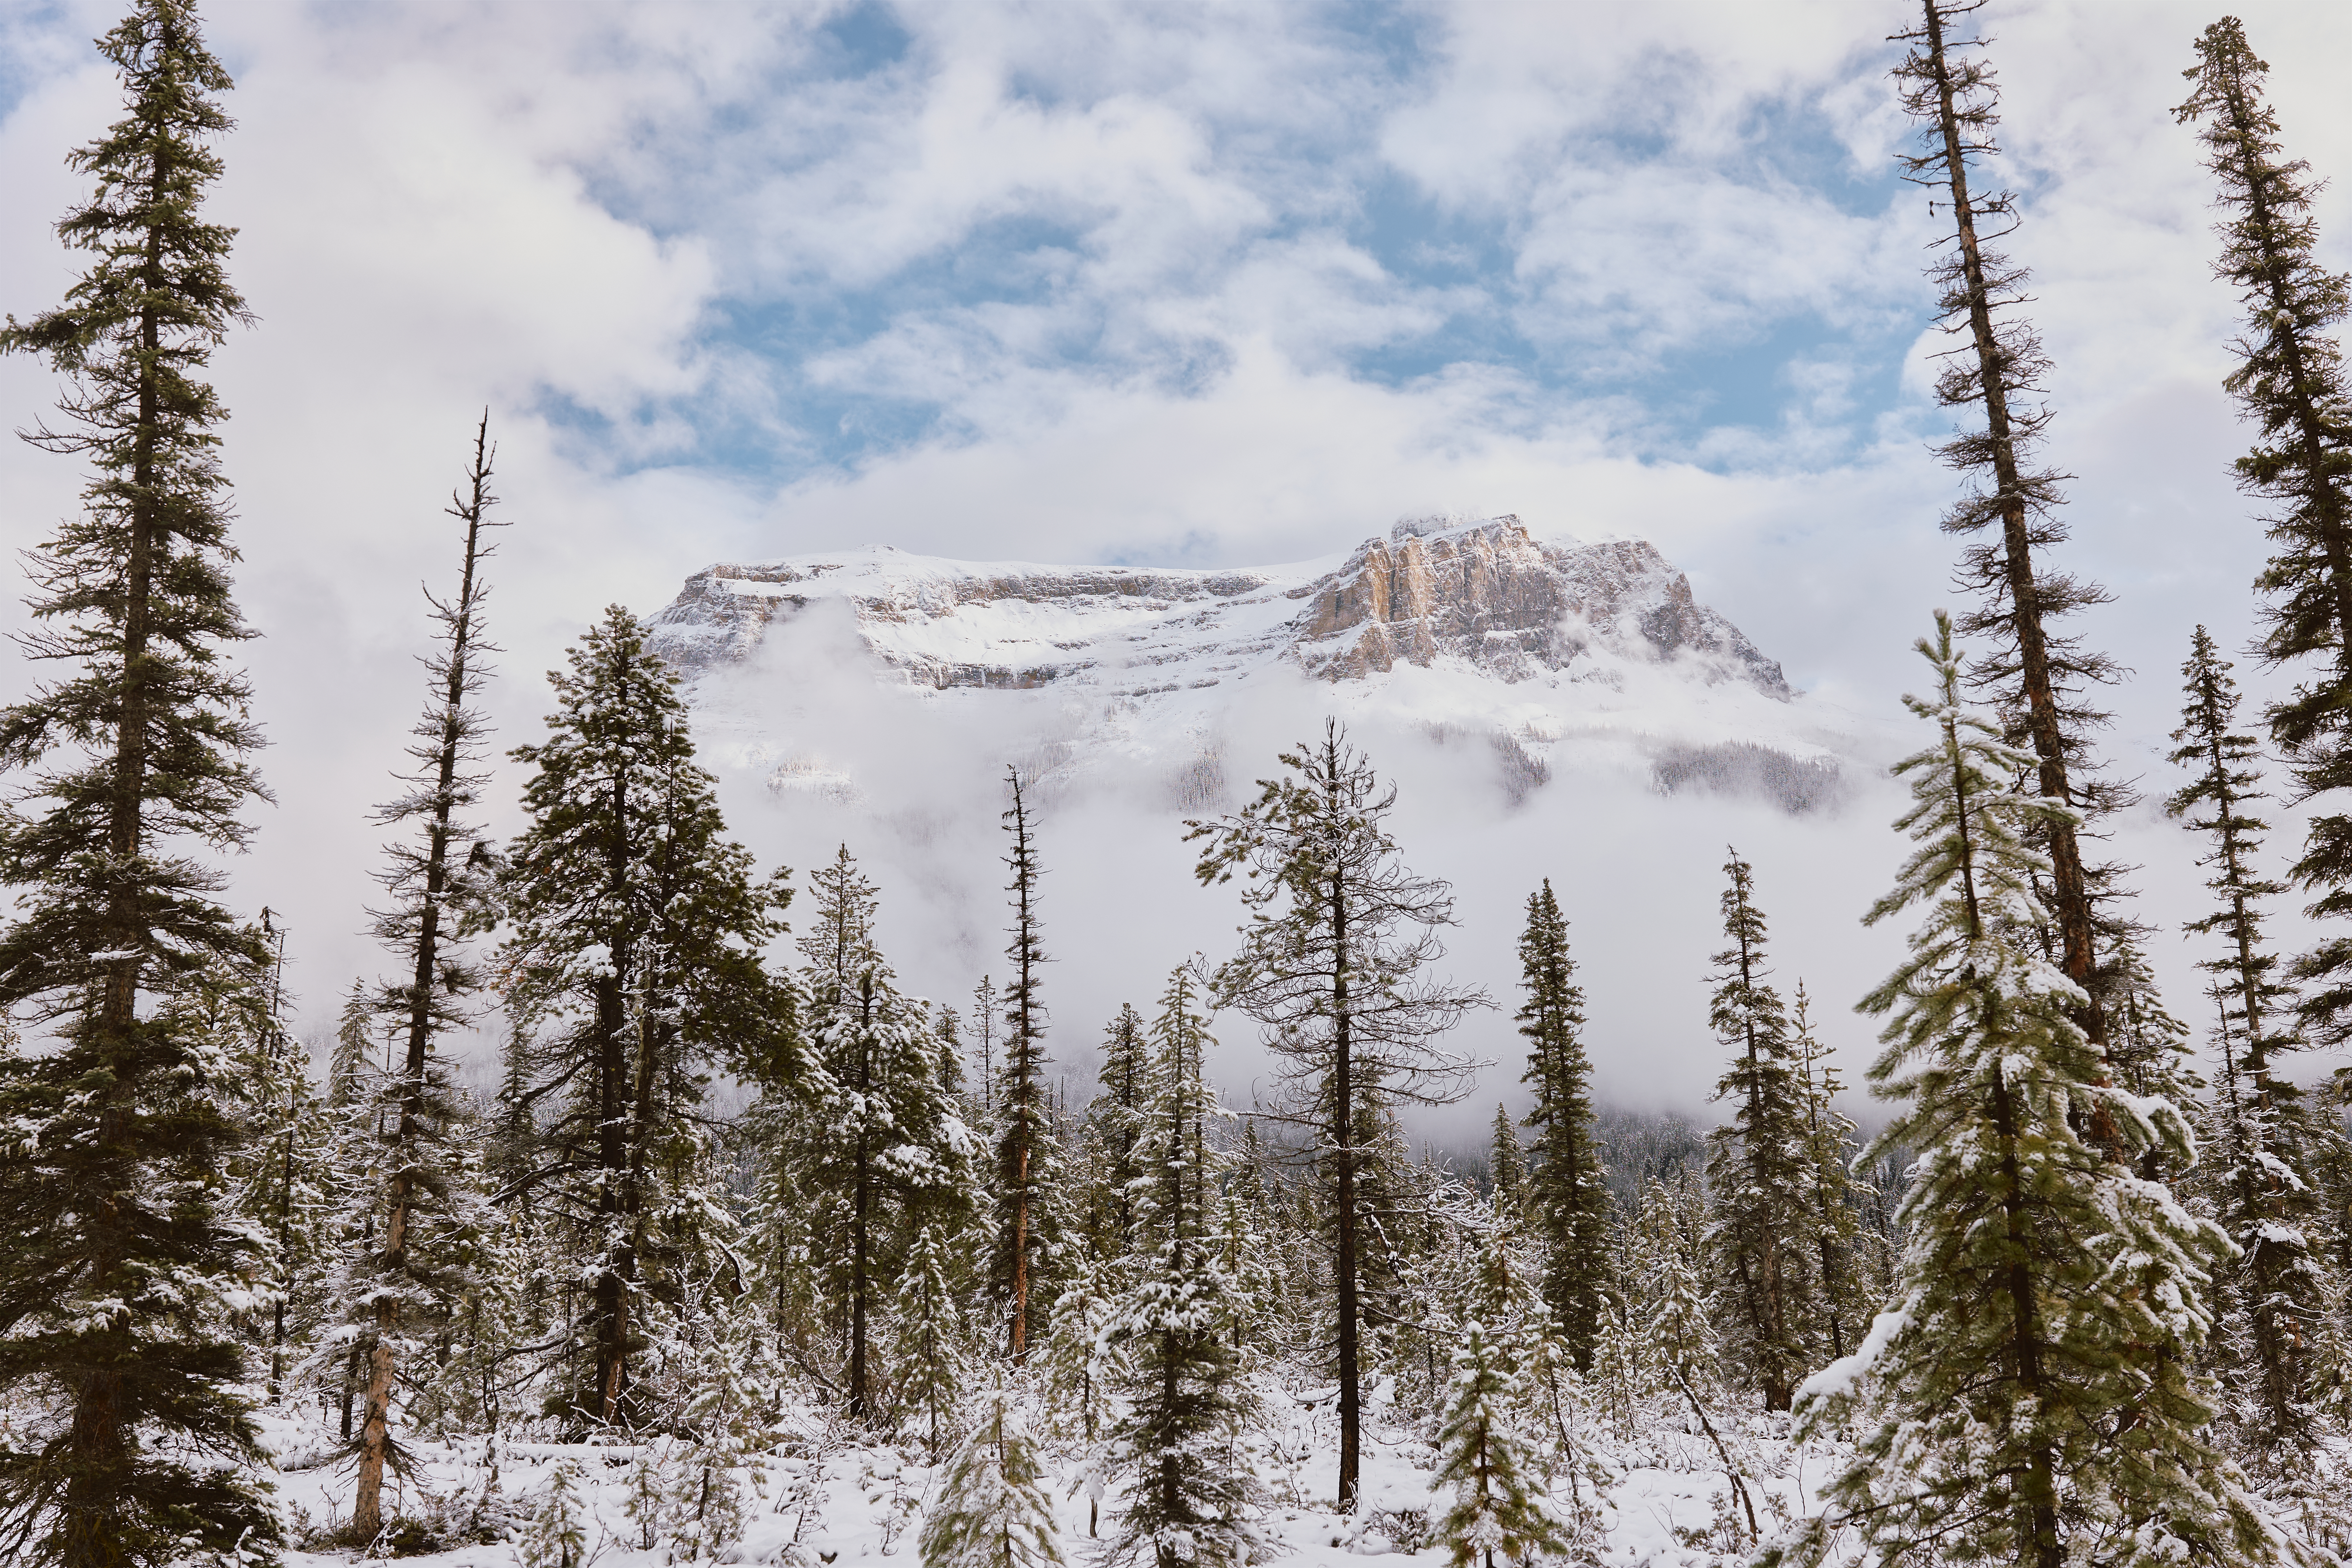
[2, 0, 2349, 1120]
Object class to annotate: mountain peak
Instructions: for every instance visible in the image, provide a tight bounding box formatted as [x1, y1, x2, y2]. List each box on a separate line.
[649, 514, 1786, 701]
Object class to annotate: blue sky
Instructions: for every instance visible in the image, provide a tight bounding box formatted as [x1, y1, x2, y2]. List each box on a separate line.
[2, 0, 2351, 1051]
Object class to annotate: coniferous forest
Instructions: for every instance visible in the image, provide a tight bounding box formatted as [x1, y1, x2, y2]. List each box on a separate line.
[4, 3, 2352, 1567]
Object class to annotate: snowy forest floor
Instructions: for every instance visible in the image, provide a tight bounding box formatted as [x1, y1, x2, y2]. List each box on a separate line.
[267, 1381, 1827, 1568]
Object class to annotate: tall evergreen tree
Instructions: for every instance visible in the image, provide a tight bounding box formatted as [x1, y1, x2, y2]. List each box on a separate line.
[1087, 1002, 1150, 1255]
[0, 3, 279, 1559]
[340, 415, 506, 1538]
[789, 846, 975, 1420]
[1700, 848, 1813, 1412]
[1788, 984, 1865, 1363]
[1190, 720, 1483, 1511]
[1893, 0, 2121, 1058]
[1515, 881, 1606, 1372]
[2178, 18, 2352, 1049]
[1102, 965, 1256, 1568]
[2166, 623, 2327, 1452]
[896, 1224, 965, 1462]
[495, 606, 795, 1428]
[996, 766, 1049, 1363]
[1769, 613, 2274, 1568]
[1486, 1105, 1527, 1217]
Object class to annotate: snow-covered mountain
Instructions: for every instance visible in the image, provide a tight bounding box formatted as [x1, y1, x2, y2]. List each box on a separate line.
[649, 514, 1852, 813]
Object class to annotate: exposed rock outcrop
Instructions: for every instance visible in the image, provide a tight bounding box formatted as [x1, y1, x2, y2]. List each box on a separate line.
[648, 515, 1787, 701]
[1293, 515, 1784, 693]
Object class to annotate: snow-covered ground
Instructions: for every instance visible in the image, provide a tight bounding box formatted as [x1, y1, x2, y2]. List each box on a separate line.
[269, 1388, 1840, 1568]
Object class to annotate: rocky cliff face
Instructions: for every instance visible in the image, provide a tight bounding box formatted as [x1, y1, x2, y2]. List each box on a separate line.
[1292, 516, 1784, 691]
[648, 514, 1787, 699]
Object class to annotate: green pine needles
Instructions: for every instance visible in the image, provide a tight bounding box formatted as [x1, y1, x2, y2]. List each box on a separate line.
[0, 2, 280, 1561]
[1514, 880, 1606, 1372]
[1771, 613, 2274, 1568]
[1701, 848, 1813, 1412]
[2178, 18, 2352, 1054]
[495, 606, 798, 1430]
[2167, 624, 2331, 1456]
[1101, 965, 1259, 1568]
[919, 1385, 1066, 1568]
[1892, 0, 2121, 1051]
[1430, 1319, 1566, 1568]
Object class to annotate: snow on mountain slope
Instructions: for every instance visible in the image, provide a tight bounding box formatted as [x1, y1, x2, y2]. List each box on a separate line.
[650, 514, 1855, 815]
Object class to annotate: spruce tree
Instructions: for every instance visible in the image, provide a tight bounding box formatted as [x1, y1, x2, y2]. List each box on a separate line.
[996, 766, 1050, 1363]
[1486, 1105, 1527, 1218]
[1628, 1178, 1715, 1399]
[789, 846, 976, 1420]
[1893, 0, 2122, 1058]
[0, 2, 279, 1559]
[2103, 933, 2200, 1106]
[1769, 613, 2274, 1568]
[1788, 984, 1866, 1362]
[1515, 880, 1606, 1372]
[1088, 1002, 1149, 1254]
[1701, 848, 1813, 1412]
[339, 415, 506, 1537]
[1190, 720, 1483, 1510]
[1102, 964, 1257, 1568]
[897, 1223, 965, 1461]
[2166, 623, 2327, 1453]
[495, 606, 796, 1428]
[2178, 18, 2352, 1046]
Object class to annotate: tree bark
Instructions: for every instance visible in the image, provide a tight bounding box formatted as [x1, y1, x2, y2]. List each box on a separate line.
[1919, 0, 2101, 1062]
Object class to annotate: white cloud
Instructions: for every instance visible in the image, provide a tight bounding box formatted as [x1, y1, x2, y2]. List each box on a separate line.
[0, 0, 2345, 1118]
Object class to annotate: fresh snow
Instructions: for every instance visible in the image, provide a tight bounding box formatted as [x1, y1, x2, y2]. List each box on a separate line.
[645, 516, 1868, 806]
[264, 1395, 1841, 1568]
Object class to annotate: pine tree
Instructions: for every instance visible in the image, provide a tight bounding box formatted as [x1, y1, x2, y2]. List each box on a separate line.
[314, 981, 379, 1442]
[1701, 848, 1814, 1411]
[918, 1384, 1066, 1568]
[2177, 18, 2352, 1047]
[1515, 880, 1606, 1373]
[1429, 1321, 1565, 1568]
[0, 3, 280, 1559]
[1102, 964, 1258, 1568]
[789, 845, 976, 1420]
[2166, 622, 2327, 1453]
[495, 606, 797, 1428]
[997, 766, 1050, 1363]
[340, 414, 506, 1537]
[1893, 0, 2121, 1060]
[1769, 613, 2276, 1568]
[1457, 1194, 1584, 1484]
[1190, 720, 1482, 1510]
[1040, 1259, 1119, 1450]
